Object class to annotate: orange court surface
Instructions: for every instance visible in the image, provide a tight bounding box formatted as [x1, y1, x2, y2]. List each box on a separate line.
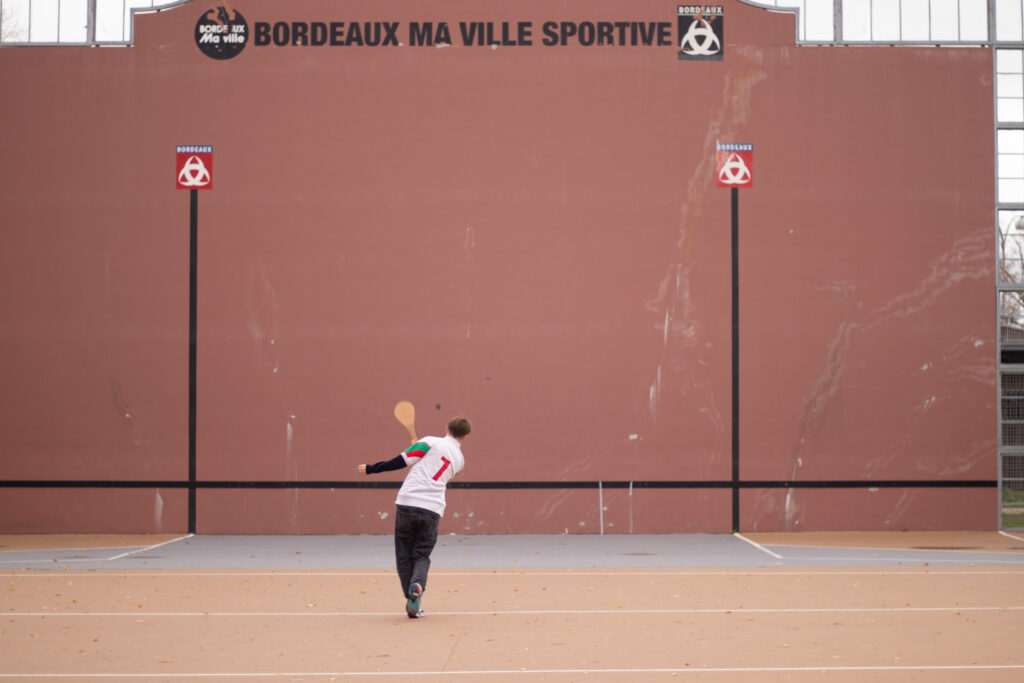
[2, 532, 1023, 682]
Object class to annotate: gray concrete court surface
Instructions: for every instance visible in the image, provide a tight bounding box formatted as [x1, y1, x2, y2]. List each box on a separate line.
[2, 533, 1024, 571]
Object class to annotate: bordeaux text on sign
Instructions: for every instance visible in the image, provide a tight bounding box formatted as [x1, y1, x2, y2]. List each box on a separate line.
[716, 142, 752, 188]
[176, 146, 213, 190]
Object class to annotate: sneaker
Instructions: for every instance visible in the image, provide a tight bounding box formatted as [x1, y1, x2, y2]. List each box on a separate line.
[406, 582, 423, 618]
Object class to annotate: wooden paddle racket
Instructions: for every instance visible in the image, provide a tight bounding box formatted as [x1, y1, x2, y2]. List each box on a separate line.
[394, 401, 417, 444]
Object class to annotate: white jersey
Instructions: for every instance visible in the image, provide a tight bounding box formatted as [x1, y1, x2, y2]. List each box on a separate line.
[395, 435, 465, 516]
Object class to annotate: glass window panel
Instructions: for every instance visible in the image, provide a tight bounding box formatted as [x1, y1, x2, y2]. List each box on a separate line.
[1001, 154, 1024, 179]
[1, 0, 32, 42]
[998, 50, 1024, 75]
[959, 0, 989, 41]
[872, 0, 901, 41]
[1001, 178, 1024, 203]
[30, 0, 59, 43]
[1000, 210, 1024, 232]
[843, 0, 871, 41]
[1000, 129, 1024, 154]
[1002, 261, 1024, 290]
[95, 0, 125, 42]
[999, 98, 1024, 122]
[59, 0, 89, 43]
[996, 0, 1024, 42]
[901, 0, 931, 41]
[1011, 236, 1024, 264]
[930, 0, 960, 41]
[804, 0, 834, 42]
[1000, 74, 1024, 98]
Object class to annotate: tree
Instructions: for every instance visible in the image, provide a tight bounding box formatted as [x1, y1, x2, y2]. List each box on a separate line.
[0, 2, 26, 43]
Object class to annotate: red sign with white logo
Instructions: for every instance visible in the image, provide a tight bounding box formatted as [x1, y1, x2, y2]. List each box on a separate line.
[176, 145, 213, 190]
[715, 143, 753, 188]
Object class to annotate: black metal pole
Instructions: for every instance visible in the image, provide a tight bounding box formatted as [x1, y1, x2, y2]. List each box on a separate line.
[731, 186, 740, 532]
[188, 189, 198, 534]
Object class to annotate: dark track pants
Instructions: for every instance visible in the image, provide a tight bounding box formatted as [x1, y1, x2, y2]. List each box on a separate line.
[394, 504, 440, 600]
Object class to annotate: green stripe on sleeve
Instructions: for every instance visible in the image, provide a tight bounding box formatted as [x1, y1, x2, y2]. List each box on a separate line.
[403, 442, 430, 456]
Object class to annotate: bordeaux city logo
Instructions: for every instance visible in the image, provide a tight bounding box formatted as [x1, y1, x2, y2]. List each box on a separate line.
[677, 5, 724, 61]
[195, 6, 248, 60]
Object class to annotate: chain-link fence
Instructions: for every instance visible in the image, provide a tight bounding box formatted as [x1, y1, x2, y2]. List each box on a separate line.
[1002, 454, 1024, 529]
[1001, 373, 1024, 529]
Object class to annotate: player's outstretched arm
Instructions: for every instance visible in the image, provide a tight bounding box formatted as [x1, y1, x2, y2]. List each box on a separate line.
[360, 455, 408, 475]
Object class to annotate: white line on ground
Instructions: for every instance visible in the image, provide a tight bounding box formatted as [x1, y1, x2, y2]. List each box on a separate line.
[756, 555, 1024, 565]
[6, 606, 1022, 617]
[105, 533, 193, 561]
[0, 559, 107, 565]
[733, 533, 784, 559]
[0, 546, 136, 556]
[1, 664, 1023, 677]
[759, 541, 1024, 555]
[999, 530, 1024, 543]
[4, 568, 1024, 577]
[0, 534, 195, 565]
[8, 556, 1018, 566]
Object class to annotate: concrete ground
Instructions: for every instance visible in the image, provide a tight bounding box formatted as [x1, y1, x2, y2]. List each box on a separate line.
[0, 531, 1022, 571]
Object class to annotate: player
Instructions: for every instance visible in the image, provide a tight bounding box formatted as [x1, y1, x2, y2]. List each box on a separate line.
[358, 416, 471, 618]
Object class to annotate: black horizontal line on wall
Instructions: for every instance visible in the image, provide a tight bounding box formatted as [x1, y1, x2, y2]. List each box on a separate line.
[0, 479, 998, 489]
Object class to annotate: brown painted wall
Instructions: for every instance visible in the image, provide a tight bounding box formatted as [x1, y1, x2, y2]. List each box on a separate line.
[0, 0, 995, 534]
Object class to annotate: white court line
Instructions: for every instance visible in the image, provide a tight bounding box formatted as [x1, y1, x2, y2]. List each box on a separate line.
[733, 533, 784, 559]
[0, 558, 110, 565]
[1, 664, 1024, 677]
[4, 568, 1024, 578]
[7, 605, 1022, 617]
[999, 530, 1024, 543]
[105, 533, 193, 561]
[759, 555, 1024, 565]
[12, 556, 1021, 567]
[767, 543, 1024, 556]
[0, 545, 128, 556]
[0, 534, 194, 565]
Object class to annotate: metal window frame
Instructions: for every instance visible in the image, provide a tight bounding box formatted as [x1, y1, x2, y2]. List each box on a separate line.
[0, 0, 191, 46]
[740, 0, 993, 45]
[997, 26, 1024, 528]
